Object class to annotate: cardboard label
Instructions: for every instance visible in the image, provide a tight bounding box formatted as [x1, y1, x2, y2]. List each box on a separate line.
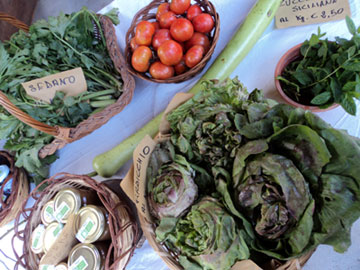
[54, 201, 70, 222]
[75, 217, 95, 243]
[69, 256, 88, 270]
[21, 67, 87, 103]
[275, 0, 351, 29]
[40, 214, 78, 266]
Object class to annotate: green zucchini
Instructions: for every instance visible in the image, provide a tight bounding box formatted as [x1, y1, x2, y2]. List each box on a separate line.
[92, 0, 282, 177]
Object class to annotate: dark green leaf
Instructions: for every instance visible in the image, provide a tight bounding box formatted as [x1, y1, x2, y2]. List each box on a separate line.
[311, 91, 332, 105]
[330, 78, 342, 103]
[343, 61, 360, 71]
[346, 16, 356, 35]
[340, 94, 356, 115]
[342, 81, 357, 92]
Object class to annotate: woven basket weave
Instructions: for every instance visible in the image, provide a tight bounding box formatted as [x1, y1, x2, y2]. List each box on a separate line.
[12, 173, 141, 270]
[0, 12, 135, 158]
[124, 0, 220, 83]
[0, 151, 29, 227]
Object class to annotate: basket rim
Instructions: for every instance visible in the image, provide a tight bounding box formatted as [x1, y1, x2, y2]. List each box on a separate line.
[12, 173, 141, 270]
[0, 13, 135, 146]
[124, 0, 220, 83]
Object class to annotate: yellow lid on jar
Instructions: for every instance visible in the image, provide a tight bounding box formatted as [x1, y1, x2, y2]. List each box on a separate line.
[43, 222, 64, 253]
[74, 205, 109, 244]
[54, 188, 81, 223]
[30, 224, 46, 254]
[41, 200, 56, 226]
[68, 243, 102, 270]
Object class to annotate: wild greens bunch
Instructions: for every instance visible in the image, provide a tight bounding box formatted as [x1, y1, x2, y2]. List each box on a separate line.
[0, 8, 121, 184]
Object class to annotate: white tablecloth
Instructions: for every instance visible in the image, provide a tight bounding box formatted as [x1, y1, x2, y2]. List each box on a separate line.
[1, 0, 360, 269]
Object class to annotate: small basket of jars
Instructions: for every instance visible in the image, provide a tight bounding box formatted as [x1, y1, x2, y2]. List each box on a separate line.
[13, 173, 141, 270]
[125, 0, 220, 83]
[0, 151, 28, 227]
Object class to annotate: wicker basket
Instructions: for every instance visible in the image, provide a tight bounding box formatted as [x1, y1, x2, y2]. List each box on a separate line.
[0, 13, 135, 158]
[12, 173, 141, 270]
[124, 0, 220, 83]
[0, 151, 29, 227]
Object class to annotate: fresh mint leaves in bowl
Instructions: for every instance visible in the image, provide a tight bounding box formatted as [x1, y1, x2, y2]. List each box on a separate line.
[275, 16, 360, 115]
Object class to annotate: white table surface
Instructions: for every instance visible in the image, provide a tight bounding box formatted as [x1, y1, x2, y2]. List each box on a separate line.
[1, 0, 360, 269]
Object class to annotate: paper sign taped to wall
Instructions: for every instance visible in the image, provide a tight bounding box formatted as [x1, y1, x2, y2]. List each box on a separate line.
[21, 67, 87, 103]
[275, 0, 351, 29]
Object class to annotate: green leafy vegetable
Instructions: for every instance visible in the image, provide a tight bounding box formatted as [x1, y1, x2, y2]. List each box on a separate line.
[277, 16, 360, 115]
[0, 8, 121, 184]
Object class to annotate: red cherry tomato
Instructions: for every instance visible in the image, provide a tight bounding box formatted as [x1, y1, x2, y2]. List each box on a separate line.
[149, 61, 175, 80]
[170, 0, 191, 15]
[192, 13, 214, 33]
[131, 46, 152, 72]
[187, 4, 202, 21]
[152, 29, 172, 50]
[135, 21, 156, 46]
[170, 18, 194, 42]
[185, 32, 210, 53]
[158, 11, 177, 29]
[130, 37, 139, 51]
[152, 21, 160, 31]
[156, 3, 170, 21]
[158, 40, 183, 66]
[174, 58, 188, 75]
[185, 45, 204, 68]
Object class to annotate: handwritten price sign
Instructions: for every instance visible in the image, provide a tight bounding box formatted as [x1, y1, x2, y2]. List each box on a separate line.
[275, 0, 351, 29]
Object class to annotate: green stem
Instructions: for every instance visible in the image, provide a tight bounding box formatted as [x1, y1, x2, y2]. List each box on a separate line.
[50, 30, 85, 58]
[92, 66, 122, 89]
[83, 71, 114, 89]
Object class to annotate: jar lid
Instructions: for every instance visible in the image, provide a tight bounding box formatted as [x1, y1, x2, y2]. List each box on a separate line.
[74, 205, 105, 243]
[68, 243, 101, 270]
[54, 188, 81, 223]
[55, 262, 68, 270]
[30, 224, 45, 254]
[41, 200, 56, 226]
[43, 222, 64, 253]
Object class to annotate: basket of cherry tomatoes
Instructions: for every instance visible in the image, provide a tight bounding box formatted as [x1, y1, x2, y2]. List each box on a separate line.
[125, 0, 219, 83]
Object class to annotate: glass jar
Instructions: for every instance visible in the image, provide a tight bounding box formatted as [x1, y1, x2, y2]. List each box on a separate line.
[30, 224, 46, 254]
[53, 188, 98, 223]
[68, 242, 109, 270]
[42, 222, 64, 253]
[41, 200, 56, 226]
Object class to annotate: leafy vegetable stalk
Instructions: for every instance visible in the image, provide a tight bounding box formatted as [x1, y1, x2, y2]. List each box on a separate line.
[0, 8, 121, 184]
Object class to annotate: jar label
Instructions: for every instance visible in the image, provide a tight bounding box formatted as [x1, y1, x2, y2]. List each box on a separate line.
[39, 265, 55, 270]
[69, 255, 88, 270]
[76, 217, 95, 243]
[31, 224, 45, 250]
[52, 223, 64, 238]
[45, 204, 55, 222]
[54, 201, 71, 222]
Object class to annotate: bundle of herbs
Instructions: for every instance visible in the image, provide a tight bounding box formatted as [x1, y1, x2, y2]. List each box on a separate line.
[277, 16, 360, 115]
[0, 8, 122, 184]
[146, 78, 360, 269]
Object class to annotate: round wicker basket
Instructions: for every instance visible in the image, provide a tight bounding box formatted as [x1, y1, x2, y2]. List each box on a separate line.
[0, 13, 135, 158]
[0, 151, 29, 227]
[12, 173, 141, 270]
[124, 0, 220, 83]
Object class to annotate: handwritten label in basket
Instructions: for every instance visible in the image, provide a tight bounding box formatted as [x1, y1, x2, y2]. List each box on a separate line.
[21, 67, 87, 103]
[275, 0, 351, 29]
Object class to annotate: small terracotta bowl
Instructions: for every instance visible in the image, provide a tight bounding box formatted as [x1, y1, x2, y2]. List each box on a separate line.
[274, 43, 338, 112]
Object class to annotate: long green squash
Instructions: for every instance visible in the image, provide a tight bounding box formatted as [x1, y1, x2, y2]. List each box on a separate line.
[93, 0, 282, 177]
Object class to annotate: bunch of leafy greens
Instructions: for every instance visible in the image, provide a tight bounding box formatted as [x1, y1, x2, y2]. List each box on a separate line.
[147, 77, 360, 269]
[277, 16, 360, 115]
[0, 8, 121, 184]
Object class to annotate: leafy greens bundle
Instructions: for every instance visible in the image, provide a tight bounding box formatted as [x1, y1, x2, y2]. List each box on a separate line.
[147, 78, 360, 269]
[0, 8, 121, 184]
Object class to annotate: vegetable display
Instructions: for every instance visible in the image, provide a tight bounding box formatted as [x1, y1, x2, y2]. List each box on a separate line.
[0, 8, 121, 184]
[146, 77, 360, 269]
[277, 16, 360, 115]
[93, 0, 283, 177]
[130, 0, 215, 80]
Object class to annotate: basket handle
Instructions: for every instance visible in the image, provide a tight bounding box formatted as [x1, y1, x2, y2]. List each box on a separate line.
[0, 12, 30, 32]
[0, 91, 69, 138]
